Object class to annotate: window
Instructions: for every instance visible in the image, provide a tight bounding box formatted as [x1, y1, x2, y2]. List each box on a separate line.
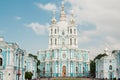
[70, 38, 72, 45]
[70, 62, 73, 73]
[0, 58, 2, 66]
[25, 66, 26, 70]
[56, 61, 58, 73]
[70, 29, 72, 34]
[55, 29, 56, 34]
[51, 29, 53, 34]
[76, 67, 78, 72]
[110, 60, 111, 63]
[55, 38, 57, 45]
[62, 31, 65, 35]
[51, 38, 52, 45]
[50, 67, 52, 75]
[109, 65, 112, 70]
[62, 41, 65, 45]
[68, 27, 69, 33]
[0, 49, 2, 53]
[74, 29, 76, 34]
[83, 67, 85, 74]
[47, 64, 49, 71]
[43, 67, 45, 75]
[74, 38, 76, 45]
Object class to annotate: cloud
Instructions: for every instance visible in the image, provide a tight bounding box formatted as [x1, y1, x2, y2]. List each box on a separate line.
[30, 0, 120, 59]
[35, 3, 57, 11]
[25, 22, 49, 35]
[65, 0, 120, 59]
[15, 16, 22, 20]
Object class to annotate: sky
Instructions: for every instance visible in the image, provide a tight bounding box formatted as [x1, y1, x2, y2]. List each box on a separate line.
[0, 0, 120, 59]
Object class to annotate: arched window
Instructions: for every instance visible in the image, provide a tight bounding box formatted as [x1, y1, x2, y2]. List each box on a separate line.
[43, 67, 45, 75]
[55, 38, 57, 45]
[109, 65, 112, 70]
[50, 67, 52, 75]
[0, 49, 2, 53]
[76, 67, 78, 72]
[51, 38, 52, 45]
[70, 29, 72, 34]
[83, 67, 85, 74]
[56, 61, 58, 73]
[68, 27, 69, 33]
[74, 29, 76, 34]
[0, 58, 2, 66]
[55, 29, 56, 34]
[51, 29, 53, 34]
[62, 31, 65, 35]
[74, 38, 76, 45]
[70, 38, 72, 45]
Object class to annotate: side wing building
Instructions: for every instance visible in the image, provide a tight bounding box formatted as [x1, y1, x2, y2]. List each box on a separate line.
[0, 37, 25, 80]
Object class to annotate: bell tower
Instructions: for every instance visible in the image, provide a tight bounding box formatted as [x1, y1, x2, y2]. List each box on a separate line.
[49, 1, 78, 49]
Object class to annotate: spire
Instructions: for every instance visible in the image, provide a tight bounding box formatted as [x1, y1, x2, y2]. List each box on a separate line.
[70, 10, 75, 24]
[104, 48, 109, 55]
[51, 10, 56, 24]
[60, 1, 66, 21]
[0, 36, 4, 41]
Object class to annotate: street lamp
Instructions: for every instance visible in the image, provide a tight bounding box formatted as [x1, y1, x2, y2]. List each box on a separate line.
[16, 48, 24, 80]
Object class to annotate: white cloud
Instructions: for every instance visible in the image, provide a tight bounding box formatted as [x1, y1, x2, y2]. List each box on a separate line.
[105, 36, 120, 49]
[78, 36, 91, 44]
[15, 16, 22, 20]
[30, 0, 120, 59]
[25, 22, 49, 35]
[35, 3, 57, 11]
[66, 0, 120, 59]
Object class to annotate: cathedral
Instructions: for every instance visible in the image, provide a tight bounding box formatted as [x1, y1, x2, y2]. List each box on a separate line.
[38, 2, 90, 77]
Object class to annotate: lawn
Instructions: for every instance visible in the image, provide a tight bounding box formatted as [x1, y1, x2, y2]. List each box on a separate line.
[52, 78, 81, 80]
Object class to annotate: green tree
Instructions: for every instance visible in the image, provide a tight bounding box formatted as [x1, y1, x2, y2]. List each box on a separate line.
[25, 71, 33, 80]
[94, 53, 107, 61]
[90, 60, 95, 77]
[90, 53, 107, 78]
[37, 60, 41, 76]
[28, 53, 41, 77]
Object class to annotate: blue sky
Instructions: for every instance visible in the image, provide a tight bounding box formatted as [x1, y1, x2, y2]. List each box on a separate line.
[0, 0, 52, 53]
[0, 0, 120, 59]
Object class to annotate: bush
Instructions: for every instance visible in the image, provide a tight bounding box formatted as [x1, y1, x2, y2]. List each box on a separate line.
[113, 78, 116, 80]
[25, 71, 33, 80]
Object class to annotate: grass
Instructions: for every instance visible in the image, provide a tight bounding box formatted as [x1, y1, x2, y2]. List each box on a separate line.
[52, 78, 81, 80]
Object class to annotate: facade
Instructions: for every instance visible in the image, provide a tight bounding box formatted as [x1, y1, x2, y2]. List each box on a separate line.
[113, 50, 120, 79]
[0, 37, 25, 80]
[37, 2, 90, 77]
[95, 49, 120, 79]
[25, 55, 37, 79]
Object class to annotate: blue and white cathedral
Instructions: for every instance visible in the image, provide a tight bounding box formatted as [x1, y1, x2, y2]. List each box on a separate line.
[38, 2, 90, 77]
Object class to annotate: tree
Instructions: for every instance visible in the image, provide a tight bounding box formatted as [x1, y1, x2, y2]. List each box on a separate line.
[90, 53, 107, 78]
[28, 53, 41, 77]
[94, 53, 107, 61]
[25, 71, 33, 80]
[37, 60, 41, 76]
[90, 60, 95, 77]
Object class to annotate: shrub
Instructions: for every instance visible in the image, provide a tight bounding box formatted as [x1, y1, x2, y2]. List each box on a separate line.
[25, 71, 33, 80]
